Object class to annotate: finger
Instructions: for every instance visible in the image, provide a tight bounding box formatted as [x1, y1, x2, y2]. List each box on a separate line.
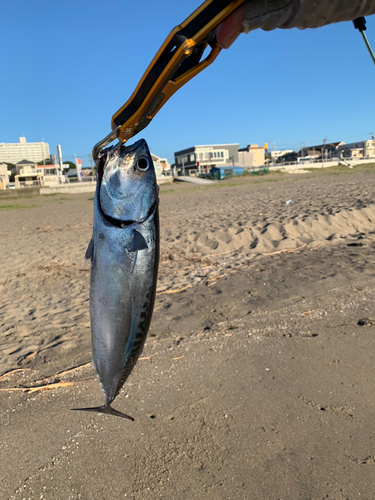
[217, 3, 246, 49]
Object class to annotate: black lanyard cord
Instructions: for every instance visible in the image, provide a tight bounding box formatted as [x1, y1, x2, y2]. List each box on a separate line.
[353, 17, 375, 66]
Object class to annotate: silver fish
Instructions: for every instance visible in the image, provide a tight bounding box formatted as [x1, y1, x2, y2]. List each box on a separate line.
[73, 139, 159, 420]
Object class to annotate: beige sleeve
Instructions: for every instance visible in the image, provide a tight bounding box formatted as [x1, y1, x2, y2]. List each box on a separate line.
[243, 0, 375, 32]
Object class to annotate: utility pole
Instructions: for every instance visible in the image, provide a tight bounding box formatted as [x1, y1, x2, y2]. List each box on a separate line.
[181, 156, 185, 176]
[322, 138, 327, 168]
[301, 142, 305, 158]
[57, 145, 63, 183]
[41, 139, 46, 166]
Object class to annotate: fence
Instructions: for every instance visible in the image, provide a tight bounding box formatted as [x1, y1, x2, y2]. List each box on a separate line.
[18, 180, 42, 188]
[65, 176, 96, 183]
[245, 166, 269, 175]
[272, 156, 375, 168]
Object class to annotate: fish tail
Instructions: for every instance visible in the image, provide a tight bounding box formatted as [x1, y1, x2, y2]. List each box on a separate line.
[70, 404, 134, 421]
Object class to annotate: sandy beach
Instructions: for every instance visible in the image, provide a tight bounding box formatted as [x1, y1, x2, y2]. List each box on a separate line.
[2, 164, 375, 499]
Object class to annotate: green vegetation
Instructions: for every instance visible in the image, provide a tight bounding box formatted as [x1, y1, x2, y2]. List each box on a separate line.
[0, 203, 40, 211]
[36, 158, 52, 166]
[0, 195, 34, 200]
[63, 161, 76, 170]
[243, 166, 270, 176]
[252, 178, 287, 184]
[159, 189, 176, 194]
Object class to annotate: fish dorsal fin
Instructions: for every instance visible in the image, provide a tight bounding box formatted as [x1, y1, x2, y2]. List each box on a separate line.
[128, 230, 148, 253]
[84, 238, 94, 264]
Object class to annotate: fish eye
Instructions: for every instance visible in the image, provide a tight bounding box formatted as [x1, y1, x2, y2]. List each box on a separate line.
[137, 156, 149, 171]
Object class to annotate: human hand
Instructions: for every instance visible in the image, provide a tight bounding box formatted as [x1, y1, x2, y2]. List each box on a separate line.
[217, 0, 375, 49]
[216, 3, 246, 49]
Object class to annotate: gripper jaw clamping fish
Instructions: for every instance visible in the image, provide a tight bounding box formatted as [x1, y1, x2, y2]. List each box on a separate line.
[91, 0, 244, 160]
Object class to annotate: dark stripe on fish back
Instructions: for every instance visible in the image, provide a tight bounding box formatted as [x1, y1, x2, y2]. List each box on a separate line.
[114, 291, 154, 398]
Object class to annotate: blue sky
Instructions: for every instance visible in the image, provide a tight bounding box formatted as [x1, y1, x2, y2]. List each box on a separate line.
[1, 1, 375, 166]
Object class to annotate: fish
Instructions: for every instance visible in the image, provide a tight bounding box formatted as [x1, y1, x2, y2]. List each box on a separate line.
[72, 138, 159, 420]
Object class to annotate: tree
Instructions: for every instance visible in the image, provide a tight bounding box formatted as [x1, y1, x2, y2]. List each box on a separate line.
[63, 161, 76, 170]
[36, 158, 52, 165]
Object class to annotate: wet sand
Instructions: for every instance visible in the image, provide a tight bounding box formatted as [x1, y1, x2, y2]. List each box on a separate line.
[2, 165, 375, 499]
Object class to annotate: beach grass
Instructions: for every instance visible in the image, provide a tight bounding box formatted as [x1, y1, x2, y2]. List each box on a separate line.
[0, 203, 40, 211]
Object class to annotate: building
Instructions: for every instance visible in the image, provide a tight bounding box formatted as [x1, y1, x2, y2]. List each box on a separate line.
[299, 142, 344, 159]
[279, 151, 298, 163]
[174, 143, 265, 174]
[174, 144, 240, 175]
[238, 144, 265, 167]
[0, 137, 50, 164]
[151, 153, 171, 176]
[36, 165, 59, 186]
[269, 150, 293, 160]
[11, 160, 43, 188]
[337, 139, 375, 159]
[0, 163, 9, 189]
[298, 139, 375, 160]
[64, 167, 94, 182]
[11, 160, 59, 188]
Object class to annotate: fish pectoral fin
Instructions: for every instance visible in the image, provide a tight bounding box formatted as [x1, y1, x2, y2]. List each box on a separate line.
[84, 238, 94, 264]
[70, 405, 134, 421]
[128, 230, 148, 252]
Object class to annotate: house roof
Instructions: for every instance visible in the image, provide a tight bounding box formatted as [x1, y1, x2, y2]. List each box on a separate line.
[195, 143, 239, 147]
[16, 159, 35, 165]
[239, 144, 264, 152]
[305, 142, 343, 150]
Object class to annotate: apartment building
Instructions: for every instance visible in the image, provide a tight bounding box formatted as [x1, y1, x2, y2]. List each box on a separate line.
[0, 137, 50, 164]
[174, 142, 265, 174]
[174, 144, 239, 174]
[338, 139, 375, 159]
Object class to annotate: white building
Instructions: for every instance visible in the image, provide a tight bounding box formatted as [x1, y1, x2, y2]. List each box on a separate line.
[270, 150, 293, 160]
[337, 139, 375, 159]
[0, 137, 50, 164]
[0, 163, 9, 189]
[174, 144, 240, 174]
[10, 160, 59, 188]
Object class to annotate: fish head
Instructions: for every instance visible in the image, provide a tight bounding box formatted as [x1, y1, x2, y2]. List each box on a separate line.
[98, 139, 157, 223]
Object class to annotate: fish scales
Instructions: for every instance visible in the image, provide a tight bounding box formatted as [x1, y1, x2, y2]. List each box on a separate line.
[72, 138, 159, 420]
